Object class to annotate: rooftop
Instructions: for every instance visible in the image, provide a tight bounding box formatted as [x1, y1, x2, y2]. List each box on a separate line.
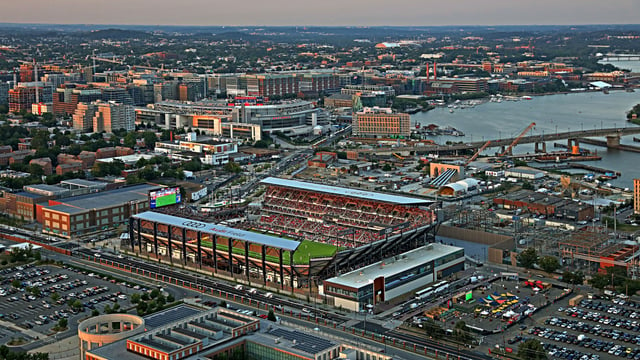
[144, 305, 202, 328]
[258, 327, 337, 356]
[46, 204, 87, 215]
[133, 211, 300, 251]
[23, 184, 69, 195]
[324, 243, 463, 289]
[43, 184, 160, 212]
[59, 178, 108, 188]
[261, 177, 431, 205]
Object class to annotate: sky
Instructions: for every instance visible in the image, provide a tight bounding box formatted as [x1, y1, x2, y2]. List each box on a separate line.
[1, 0, 639, 26]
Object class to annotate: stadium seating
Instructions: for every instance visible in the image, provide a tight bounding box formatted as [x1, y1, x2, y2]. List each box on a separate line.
[255, 185, 434, 247]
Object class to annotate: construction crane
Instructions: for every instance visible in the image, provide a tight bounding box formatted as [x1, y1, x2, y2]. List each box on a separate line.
[465, 140, 491, 165]
[499, 122, 536, 156]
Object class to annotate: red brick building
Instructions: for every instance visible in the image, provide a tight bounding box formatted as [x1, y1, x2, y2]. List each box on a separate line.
[29, 157, 53, 175]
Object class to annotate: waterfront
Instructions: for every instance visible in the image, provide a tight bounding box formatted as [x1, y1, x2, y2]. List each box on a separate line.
[411, 91, 640, 188]
[598, 59, 640, 72]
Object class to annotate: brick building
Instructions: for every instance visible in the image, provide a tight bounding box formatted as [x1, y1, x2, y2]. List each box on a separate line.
[352, 107, 410, 138]
[29, 157, 53, 175]
[40, 183, 159, 238]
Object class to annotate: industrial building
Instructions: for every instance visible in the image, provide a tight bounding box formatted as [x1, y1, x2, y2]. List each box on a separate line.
[493, 189, 594, 220]
[322, 243, 464, 311]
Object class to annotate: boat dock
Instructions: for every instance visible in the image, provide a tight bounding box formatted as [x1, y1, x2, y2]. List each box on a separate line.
[531, 162, 621, 176]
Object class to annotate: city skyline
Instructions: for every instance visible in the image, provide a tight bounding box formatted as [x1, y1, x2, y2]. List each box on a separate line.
[0, 0, 638, 27]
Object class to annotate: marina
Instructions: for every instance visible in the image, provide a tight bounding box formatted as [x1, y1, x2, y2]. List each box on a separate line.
[410, 91, 640, 188]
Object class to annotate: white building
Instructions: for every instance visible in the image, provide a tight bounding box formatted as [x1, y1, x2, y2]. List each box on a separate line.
[322, 243, 464, 311]
[505, 168, 545, 180]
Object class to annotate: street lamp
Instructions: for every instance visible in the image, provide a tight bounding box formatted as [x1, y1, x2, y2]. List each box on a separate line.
[363, 303, 373, 335]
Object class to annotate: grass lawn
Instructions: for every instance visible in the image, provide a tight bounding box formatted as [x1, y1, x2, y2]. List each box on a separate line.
[200, 239, 338, 265]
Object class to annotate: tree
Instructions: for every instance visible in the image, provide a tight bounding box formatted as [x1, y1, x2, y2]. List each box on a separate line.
[91, 309, 99, 317]
[40, 113, 56, 127]
[130, 293, 141, 304]
[123, 132, 137, 148]
[539, 256, 560, 274]
[50, 293, 61, 302]
[143, 131, 157, 149]
[167, 294, 175, 303]
[150, 288, 160, 299]
[517, 247, 539, 269]
[423, 319, 445, 339]
[30, 130, 50, 150]
[141, 293, 150, 301]
[224, 161, 242, 174]
[562, 271, 584, 286]
[267, 309, 277, 322]
[136, 301, 148, 316]
[589, 273, 610, 291]
[28, 163, 45, 178]
[11, 279, 21, 288]
[57, 318, 68, 329]
[453, 321, 472, 344]
[518, 339, 547, 360]
[606, 266, 627, 287]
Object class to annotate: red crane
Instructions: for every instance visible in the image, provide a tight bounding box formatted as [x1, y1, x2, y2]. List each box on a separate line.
[499, 122, 536, 156]
[466, 140, 491, 165]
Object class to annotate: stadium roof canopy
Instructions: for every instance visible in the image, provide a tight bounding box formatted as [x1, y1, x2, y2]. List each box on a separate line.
[261, 177, 432, 205]
[133, 211, 300, 251]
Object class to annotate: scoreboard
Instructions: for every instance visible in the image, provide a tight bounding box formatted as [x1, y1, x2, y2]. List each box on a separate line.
[149, 187, 181, 209]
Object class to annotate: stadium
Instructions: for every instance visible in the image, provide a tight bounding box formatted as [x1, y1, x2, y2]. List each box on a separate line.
[128, 177, 436, 293]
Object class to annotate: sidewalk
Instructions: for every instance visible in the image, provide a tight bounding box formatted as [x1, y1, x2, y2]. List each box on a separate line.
[0, 319, 47, 340]
[29, 335, 79, 360]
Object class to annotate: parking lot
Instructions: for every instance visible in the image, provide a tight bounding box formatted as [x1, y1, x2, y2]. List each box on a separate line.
[497, 294, 640, 360]
[0, 263, 145, 342]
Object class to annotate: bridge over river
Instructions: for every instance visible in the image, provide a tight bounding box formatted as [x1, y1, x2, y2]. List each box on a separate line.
[354, 126, 640, 155]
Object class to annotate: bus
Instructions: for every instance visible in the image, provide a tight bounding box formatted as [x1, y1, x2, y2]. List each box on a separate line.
[433, 281, 449, 294]
[415, 287, 433, 300]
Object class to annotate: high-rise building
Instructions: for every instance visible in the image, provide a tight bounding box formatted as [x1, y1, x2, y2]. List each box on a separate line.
[0, 82, 9, 105]
[72, 101, 135, 133]
[8, 83, 51, 113]
[245, 74, 298, 97]
[634, 179, 640, 214]
[352, 107, 410, 138]
[101, 87, 134, 105]
[92, 101, 135, 133]
[298, 73, 340, 94]
[53, 84, 102, 116]
[19, 64, 34, 83]
[72, 102, 97, 132]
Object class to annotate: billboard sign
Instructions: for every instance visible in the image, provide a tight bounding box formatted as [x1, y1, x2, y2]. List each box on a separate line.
[149, 187, 182, 209]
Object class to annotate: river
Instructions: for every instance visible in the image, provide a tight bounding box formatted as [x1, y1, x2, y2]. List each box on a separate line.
[598, 60, 640, 72]
[411, 91, 640, 189]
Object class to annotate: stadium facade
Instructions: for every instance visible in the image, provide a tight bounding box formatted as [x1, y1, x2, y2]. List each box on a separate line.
[129, 177, 439, 294]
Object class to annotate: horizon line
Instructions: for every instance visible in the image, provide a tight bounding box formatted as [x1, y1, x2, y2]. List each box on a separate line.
[0, 22, 638, 28]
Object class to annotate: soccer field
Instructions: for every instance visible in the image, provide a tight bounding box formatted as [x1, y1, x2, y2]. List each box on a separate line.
[199, 239, 338, 265]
